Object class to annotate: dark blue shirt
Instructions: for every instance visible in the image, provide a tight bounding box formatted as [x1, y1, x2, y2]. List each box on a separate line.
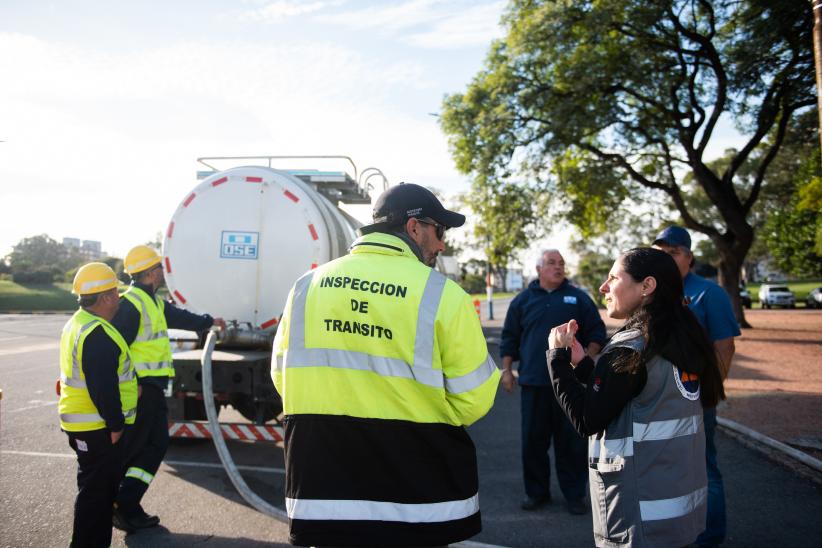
[501, 279, 607, 386]
[111, 282, 214, 390]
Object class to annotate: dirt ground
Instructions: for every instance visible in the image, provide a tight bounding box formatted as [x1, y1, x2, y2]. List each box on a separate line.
[601, 309, 822, 456]
[723, 309, 822, 455]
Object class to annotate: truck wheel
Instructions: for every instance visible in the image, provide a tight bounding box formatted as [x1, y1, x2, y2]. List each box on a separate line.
[230, 393, 283, 424]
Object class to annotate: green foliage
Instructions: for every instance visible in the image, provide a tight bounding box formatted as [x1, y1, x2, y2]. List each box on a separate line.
[761, 148, 822, 277]
[459, 180, 538, 273]
[0, 281, 77, 311]
[459, 273, 487, 295]
[573, 251, 613, 306]
[441, 0, 815, 313]
[6, 234, 85, 283]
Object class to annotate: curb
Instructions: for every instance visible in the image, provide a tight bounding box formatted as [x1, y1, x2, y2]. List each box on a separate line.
[717, 417, 822, 475]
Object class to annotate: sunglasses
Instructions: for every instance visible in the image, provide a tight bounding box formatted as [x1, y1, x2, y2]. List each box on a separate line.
[416, 218, 446, 241]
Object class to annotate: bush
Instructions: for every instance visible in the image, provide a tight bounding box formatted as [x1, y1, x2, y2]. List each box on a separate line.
[459, 273, 486, 294]
[13, 266, 60, 284]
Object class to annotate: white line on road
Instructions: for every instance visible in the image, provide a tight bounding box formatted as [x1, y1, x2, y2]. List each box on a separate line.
[0, 342, 59, 356]
[0, 335, 27, 342]
[7, 401, 58, 413]
[0, 450, 509, 546]
[0, 450, 285, 474]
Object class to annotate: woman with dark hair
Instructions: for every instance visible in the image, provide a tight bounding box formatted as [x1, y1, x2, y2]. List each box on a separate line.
[547, 247, 724, 548]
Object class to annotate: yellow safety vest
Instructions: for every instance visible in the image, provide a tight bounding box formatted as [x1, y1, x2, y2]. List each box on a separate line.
[273, 231, 499, 425]
[122, 286, 174, 378]
[272, 232, 499, 545]
[58, 308, 137, 432]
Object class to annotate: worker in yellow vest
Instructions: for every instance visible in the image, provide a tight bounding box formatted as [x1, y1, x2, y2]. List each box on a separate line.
[273, 183, 500, 547]
[59, 262, 137, 547]
[111, 245, 225, 532]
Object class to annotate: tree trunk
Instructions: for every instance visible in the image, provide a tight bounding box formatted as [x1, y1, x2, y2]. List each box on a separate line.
[711, 228, 753, 329]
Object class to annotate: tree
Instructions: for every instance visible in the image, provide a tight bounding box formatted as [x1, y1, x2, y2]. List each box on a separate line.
[761, 149, 822, 277]
[441, 0, 815, 325]
[460, 179, 539, 293]
[6, 234, 84, 283]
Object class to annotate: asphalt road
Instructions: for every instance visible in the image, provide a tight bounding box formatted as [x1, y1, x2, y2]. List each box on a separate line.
[1, 314, 820, 547]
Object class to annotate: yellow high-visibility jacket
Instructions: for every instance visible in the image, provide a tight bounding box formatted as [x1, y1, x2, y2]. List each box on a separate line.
[58, 308, 137, 432]
[122, 286, 173, 378]
[272, 232, 499, 547]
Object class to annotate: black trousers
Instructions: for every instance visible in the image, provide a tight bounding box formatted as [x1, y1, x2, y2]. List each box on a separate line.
[116, 383, 169, 515]
[67, 428, 124, 548]
[520, 385, 588, 502]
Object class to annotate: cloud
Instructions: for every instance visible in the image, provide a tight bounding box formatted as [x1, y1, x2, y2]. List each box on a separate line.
[0, 31, 466, 257]
[232, 1, 336, 23]
[316, 0, 505, 49]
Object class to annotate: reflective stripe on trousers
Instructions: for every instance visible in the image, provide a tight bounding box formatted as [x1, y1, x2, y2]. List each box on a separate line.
[284, 269, 497, 394]
[125, 466, 155, 486]
[285, 493, 479, 523]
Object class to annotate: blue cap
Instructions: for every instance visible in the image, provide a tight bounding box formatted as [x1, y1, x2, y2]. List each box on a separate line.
[653, 226, 691, 250]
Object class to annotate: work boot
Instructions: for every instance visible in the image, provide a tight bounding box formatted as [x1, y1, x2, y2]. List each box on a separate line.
[112, 507, 160, 531]
[520, 494, 551, 511]
[112, 508, 136, 534]
[135, 505, 160, 527]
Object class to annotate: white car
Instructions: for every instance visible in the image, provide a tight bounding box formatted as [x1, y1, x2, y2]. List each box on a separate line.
[807, 287, 822, 309]
[759, 284, 796, 309]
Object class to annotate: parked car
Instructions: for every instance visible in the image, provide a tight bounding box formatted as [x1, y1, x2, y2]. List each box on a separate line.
[739, 285, 752, 309]
[759, 284, 796, 309]
[807, 287, 822, 309]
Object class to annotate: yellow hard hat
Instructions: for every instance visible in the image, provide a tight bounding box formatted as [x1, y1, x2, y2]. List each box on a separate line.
[124, 245, 162, 275]
[72, 262, 118, 295]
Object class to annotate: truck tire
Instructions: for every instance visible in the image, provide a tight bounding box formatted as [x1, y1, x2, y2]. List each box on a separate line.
[229, 393, 282, 425]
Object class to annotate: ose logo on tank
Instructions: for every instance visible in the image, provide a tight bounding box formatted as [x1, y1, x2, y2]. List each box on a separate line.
[221, 231, 259, 260]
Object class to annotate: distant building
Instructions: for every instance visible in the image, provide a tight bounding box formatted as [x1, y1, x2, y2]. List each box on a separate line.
[63, 237, 103, 260]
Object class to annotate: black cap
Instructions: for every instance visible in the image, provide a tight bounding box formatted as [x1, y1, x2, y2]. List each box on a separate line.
[361, 183, 465, 233]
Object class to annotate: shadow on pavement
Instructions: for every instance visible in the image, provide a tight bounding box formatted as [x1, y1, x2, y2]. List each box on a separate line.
[123, 527, 289, 547]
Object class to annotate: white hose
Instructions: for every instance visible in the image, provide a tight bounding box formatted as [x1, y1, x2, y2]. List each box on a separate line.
[200, 330, 289, 521]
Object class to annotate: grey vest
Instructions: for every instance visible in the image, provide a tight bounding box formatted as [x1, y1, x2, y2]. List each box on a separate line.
[589, 329, 707, 548]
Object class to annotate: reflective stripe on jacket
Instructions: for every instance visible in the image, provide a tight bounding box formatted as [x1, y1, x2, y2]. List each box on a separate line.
[58, 309, 138, 432]
[589, 329, 707, 548]
[122, 286, 173, 378]
[272, 232, 499, 547]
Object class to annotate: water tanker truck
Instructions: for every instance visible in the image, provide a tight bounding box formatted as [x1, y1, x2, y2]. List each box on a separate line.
[162, 156, 387, 428]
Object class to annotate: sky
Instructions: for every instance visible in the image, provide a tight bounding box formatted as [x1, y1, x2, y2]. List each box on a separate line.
[0, 0, 509, 259]
[0, 0, 742, 269]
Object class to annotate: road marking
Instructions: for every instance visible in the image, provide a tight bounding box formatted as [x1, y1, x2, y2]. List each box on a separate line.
[0, 342, 59, 356]
[0, 450, 509, 546]
[0, 450, 286, 474]
[1, 450, 74, 459]
[0, 336, 26, 342]
[455, 542, 511, 548]
[7, 401, 58, 413]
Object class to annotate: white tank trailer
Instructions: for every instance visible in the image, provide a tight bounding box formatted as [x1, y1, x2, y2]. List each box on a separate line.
[163, 156, 386, 423]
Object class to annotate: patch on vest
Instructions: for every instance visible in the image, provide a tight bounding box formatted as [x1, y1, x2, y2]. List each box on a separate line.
[673, 365, 701, 400]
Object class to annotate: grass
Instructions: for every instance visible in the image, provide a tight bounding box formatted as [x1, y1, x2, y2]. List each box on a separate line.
[0, 280, 77, 311]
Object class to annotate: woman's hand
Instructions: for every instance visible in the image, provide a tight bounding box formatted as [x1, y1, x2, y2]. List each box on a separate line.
[548, 319, 578, 349]
[549, 320, 585, 367]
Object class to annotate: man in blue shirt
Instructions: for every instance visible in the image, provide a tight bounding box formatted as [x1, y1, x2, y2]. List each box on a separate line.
[654, 226, 740, 548]
[500, 249, 607, 514]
